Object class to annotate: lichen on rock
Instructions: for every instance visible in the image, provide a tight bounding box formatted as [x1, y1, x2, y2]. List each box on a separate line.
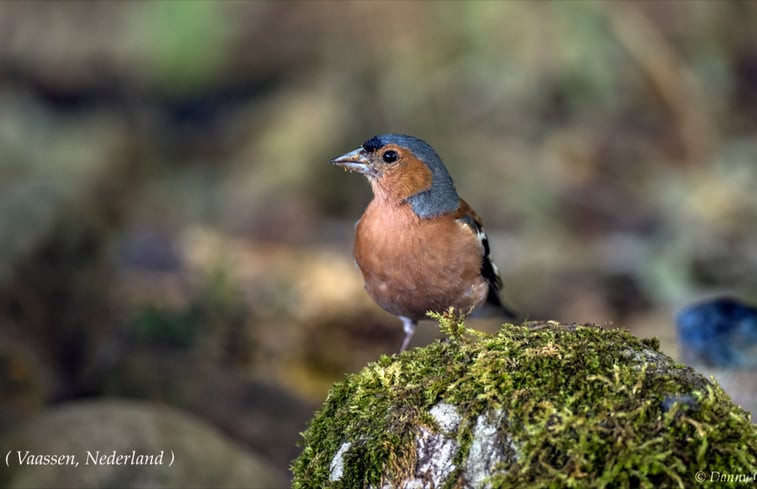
[292, 311, 757, 489]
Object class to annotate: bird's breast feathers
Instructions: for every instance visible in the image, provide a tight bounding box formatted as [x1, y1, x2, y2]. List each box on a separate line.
[354, 199, 488, 319]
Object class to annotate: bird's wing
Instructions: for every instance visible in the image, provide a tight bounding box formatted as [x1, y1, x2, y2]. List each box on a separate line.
[454, 200, 517, 319]
[454, 201, 501, 289]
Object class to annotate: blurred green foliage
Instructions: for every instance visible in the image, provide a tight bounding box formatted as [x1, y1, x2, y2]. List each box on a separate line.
[137, 1, 228, 93]
[130, 267, 247, 348]
[131, 305, 201, 347]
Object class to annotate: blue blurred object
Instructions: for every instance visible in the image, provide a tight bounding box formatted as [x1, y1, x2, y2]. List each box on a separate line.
[660, 393, 698, 413]
[676, 297, 757, 368]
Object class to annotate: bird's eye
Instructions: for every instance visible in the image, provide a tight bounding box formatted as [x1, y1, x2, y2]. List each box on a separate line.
[382, 150, 398, 163]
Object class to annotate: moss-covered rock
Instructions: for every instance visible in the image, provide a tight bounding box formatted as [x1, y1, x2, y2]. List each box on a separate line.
[292, 312, 757, 488]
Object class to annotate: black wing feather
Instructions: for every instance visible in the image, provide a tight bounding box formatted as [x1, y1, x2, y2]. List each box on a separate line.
[457, 214, 517, 319]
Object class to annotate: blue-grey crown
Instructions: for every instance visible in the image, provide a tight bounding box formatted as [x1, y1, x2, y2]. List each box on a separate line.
[366, 134, 460, 218]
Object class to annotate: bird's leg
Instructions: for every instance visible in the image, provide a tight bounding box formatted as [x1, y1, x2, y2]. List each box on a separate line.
[398, 317, 417, 353]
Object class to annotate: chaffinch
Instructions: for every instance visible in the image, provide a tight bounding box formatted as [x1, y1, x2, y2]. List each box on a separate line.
[330, 133, 517, 352]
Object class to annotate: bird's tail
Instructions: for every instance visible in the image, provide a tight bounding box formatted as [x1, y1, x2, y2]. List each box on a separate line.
[470, 288, 521, 322]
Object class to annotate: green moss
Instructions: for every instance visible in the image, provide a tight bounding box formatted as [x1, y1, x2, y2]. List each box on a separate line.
[292, 310, 757, 489]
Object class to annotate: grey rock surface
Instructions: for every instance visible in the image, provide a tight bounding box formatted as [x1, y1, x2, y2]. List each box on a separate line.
[0, 399, 287, 489]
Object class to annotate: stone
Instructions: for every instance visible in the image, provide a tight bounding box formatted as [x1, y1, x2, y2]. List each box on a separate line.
[1, 400, 287, 489]
[292, 316, 757, 488]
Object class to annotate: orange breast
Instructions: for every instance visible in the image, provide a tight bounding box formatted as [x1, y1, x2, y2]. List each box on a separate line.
[354, 199, 488, 320]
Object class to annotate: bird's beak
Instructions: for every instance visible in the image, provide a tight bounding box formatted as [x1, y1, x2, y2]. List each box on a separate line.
[329, 147, 375, 176]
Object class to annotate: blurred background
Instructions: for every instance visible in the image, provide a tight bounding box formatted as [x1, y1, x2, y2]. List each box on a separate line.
[1, 1, 756, 486]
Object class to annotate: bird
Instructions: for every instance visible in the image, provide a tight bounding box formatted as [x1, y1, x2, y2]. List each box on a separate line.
[676, 296, 757, 368]
[330, 133, 517, 352]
